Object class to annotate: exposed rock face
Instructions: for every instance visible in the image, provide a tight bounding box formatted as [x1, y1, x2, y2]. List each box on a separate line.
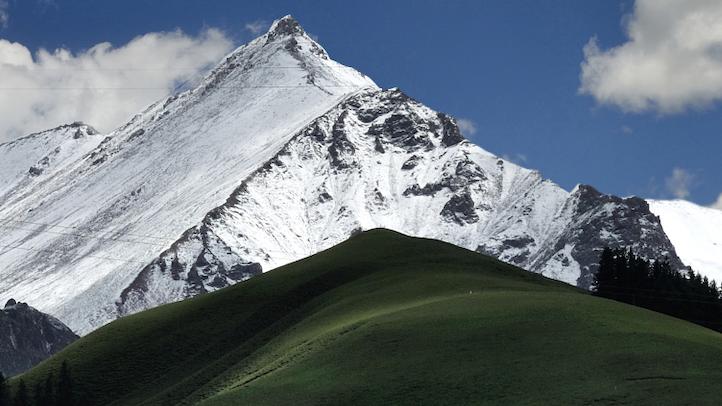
[117, 87, 686, 317]
[0, 300, 78, 376]
[441, 193, 480, 225]
[118, 220, 263, 316]
[438, 113, 465, 146]
[554, 185, 684, 289]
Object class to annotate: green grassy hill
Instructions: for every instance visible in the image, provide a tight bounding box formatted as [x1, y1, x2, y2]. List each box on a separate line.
[15, 229, 722, 405]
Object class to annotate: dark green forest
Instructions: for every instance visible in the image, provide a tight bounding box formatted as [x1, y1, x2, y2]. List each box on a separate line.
[0, 361, 75, 406]
[593, 247, 722, 331]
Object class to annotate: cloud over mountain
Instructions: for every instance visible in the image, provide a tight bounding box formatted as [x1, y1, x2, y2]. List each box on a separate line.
[712, 194, 722, 210]
[665, 167, 695, 199]
[456, 118, 477, 136]
[0, 29, 232, 142]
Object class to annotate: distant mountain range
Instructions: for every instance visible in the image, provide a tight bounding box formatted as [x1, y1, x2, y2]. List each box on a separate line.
[0, 16, 719, 335]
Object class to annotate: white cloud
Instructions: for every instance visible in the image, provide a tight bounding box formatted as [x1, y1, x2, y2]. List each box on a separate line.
[711, 193, 722, 210]
[456, 118, 477, 135]
[0, 29, 233, 142]
[0, 0, 9, 29]
[580, 0, 722, 114]
[665, 167, 695, 199]
[244, 20, 269, 35]
[621, 125, 633, 135]
[502, 153, 528, 165]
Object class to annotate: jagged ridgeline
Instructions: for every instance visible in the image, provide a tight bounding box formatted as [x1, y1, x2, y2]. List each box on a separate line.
[0, 15, 707, 336]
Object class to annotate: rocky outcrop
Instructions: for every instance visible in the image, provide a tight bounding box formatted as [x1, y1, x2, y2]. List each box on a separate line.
[441, 193, 480, 225]
[0, 300, 78, 376]
[568, 185, 684, 288]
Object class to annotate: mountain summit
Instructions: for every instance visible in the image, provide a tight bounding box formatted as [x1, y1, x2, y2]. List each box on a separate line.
[267, 15, 306, 38]
[0, 16, 375, 333]
[0, 16, 703, 334]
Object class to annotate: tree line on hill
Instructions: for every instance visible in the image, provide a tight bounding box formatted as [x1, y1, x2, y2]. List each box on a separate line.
[593, 247, 722, 332]
[0, 361, 76, 406]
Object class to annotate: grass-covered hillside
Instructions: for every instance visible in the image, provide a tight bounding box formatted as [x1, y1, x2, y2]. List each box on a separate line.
[15, 229, 722, 405]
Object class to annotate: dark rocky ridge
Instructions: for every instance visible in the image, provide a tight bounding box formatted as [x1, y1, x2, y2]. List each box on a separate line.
[508, 184, 687, 289]
[569, 185, 685, 288]
[0, 300, 78, 376]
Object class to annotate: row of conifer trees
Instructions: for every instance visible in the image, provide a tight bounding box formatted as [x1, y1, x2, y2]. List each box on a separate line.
[593, 247, 722, 331]
[0, 361, 75, 406]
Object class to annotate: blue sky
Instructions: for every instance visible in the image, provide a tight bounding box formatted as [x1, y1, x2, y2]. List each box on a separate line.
[0, 0, 720, 207]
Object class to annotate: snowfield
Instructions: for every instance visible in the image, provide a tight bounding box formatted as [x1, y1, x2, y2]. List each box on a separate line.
[648, 200, 722, 282]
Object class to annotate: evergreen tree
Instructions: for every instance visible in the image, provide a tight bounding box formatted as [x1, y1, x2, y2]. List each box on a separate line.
[593, 246, 722, 332]
[57, 361, 73, 406]
[42, 374, 55, 406]
[709, 279, 718, 298]
[592, 247, 614, 294]
[14, 380, 28, 406]
[32, 382, 42, 406]
[33, 373, 55, 406]
[691, 270, 700, 286]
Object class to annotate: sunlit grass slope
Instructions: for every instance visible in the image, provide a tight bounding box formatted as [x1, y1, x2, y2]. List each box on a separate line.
[17, 229, 722, 405]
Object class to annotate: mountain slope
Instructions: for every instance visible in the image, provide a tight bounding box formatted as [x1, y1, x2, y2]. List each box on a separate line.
[15, 230, 722, 405]
[117, 88, 683, 317]
[0, 122, 100, 201]
[0, 299, 78, 377]
[648, 200, 722, 281]
[0, 16, 376, 333]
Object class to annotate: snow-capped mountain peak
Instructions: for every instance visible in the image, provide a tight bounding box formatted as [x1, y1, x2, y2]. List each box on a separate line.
[0, 16, 376, 333]
[192, 15, 374, 96]
[0, 16, 708, 336]
[267, 15, 308, 40]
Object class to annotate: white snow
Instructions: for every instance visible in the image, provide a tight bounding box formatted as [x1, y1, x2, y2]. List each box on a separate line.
[542, 244, 581, 285]
[648, 199, 722, 282]
[118, 88, 593, 319]
[0, 123, 101, 199]
[0, 16, 376, 333]
[0, 16, 712, 335]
